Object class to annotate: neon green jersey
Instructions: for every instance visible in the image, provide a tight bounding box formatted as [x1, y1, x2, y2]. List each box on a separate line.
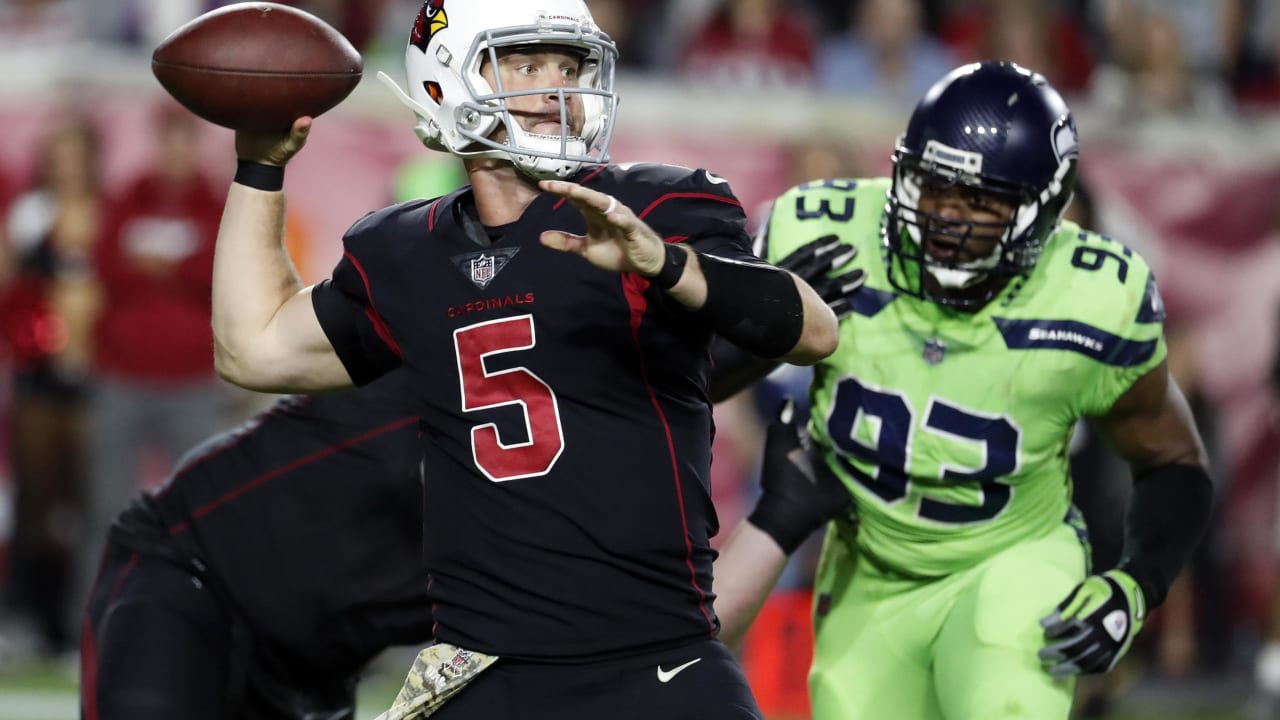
[760, 178, 1167, 576]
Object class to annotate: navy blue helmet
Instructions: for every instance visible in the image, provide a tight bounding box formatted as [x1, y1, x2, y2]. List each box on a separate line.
[885, 61, 1079, 307]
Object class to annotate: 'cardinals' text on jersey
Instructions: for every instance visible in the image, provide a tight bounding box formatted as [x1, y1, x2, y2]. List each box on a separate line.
[311, 163, 758, 660]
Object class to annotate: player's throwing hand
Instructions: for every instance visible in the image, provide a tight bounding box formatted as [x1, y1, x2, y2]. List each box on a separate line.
[235, 116, 313, 167]
[538, 179, 669, 277]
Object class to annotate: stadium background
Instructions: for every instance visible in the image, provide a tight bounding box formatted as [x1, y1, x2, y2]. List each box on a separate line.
[0, 0, 1279, 718]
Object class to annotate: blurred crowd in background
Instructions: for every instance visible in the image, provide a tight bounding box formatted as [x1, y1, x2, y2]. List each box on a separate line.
[0, 0, 1279, 718]
[6, 0, 1280, 113]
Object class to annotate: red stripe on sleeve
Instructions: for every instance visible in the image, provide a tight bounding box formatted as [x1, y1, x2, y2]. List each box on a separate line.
[344, 251, 404, 359]
[427, 197, 443, 231]
[636, 192, 742, 220]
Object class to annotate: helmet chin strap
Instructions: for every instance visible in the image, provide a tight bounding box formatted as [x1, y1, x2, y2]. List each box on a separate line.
[506, 129, 588, 180]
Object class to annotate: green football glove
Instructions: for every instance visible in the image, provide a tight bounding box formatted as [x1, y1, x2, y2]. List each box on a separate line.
[1038, 569, 1147, 680]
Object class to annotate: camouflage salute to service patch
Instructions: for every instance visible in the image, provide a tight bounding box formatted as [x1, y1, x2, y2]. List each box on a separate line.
[374, 643, 498, 720]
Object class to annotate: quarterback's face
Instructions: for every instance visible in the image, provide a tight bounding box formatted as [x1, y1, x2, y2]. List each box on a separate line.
[481, 47, 585, 140]
[917, 184, 1016, 265]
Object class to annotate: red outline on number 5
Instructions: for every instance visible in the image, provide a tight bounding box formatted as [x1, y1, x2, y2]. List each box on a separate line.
[453, 314, 566, 482]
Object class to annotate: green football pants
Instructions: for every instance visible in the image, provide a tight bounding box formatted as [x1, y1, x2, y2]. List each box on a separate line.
[809, 523, 1087, 719]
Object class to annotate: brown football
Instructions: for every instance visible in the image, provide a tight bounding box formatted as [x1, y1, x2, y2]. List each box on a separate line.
[152, 2, 363, 132]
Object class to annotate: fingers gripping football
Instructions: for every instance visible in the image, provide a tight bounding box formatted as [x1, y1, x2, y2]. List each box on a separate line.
[537, 179, 669, 277]
[235, 117, 313, 167]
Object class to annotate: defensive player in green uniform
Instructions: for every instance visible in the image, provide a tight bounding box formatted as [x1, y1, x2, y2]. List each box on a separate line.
[711, 61, 1213, 719]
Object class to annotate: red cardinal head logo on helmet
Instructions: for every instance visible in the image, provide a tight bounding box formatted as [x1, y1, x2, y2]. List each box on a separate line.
[410, 0, 448, 51]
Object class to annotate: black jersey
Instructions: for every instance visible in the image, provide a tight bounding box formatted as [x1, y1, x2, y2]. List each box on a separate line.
[311, 163, 756, 661]
[116, 370, 431, 675]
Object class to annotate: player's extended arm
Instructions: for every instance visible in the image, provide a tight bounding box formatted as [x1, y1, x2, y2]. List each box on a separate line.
[213, 117, 354, 393]
[707, 235, 864, 402]
[1040, 360, 1212, 679]
[714, 400, 853, 648]
[538, 180, 839, 364]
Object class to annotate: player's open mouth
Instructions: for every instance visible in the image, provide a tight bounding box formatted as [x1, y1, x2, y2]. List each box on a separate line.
[925, 236, 961, 261]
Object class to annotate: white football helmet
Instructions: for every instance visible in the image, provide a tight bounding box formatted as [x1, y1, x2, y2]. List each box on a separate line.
[378, 0, 619, 179]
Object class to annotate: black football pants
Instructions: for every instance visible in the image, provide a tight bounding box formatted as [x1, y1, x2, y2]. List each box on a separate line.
[430, 637, 763, 720]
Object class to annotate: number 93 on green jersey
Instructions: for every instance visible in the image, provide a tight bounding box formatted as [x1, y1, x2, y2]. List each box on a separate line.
[758, 177, 1166, 577]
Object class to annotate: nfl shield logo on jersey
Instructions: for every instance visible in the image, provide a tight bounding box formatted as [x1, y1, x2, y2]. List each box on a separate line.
[471, 255, 495, 286]
[452, 247, 520, 290]
[923, 338, 946, 365]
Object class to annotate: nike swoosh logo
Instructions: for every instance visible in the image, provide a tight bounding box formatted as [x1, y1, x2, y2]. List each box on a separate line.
[656, 657, 702, 683]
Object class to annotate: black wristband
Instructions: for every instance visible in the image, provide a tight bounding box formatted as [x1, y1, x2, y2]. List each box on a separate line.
[234, 160, 285, 192]
[648, 242, 688, 290]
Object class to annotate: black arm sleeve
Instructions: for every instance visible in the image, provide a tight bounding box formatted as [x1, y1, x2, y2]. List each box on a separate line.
[1117, 462, 1214, 608]
[695, 253, 804, 360]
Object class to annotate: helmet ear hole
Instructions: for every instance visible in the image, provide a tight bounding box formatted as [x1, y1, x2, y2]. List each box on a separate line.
[424, 81, 444, 104]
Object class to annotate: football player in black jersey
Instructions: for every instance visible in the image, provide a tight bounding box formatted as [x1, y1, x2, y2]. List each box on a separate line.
[209, 0, 837, 716]
[80, 371, 431, 720]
